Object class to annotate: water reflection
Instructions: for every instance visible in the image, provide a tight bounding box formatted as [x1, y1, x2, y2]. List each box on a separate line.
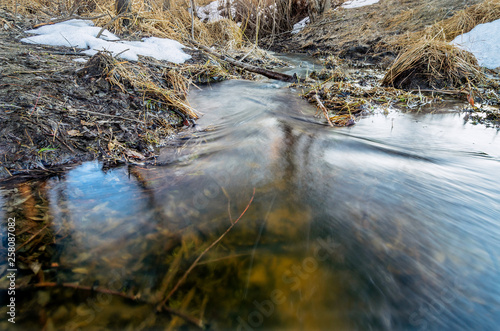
[1, 80, 500, 330]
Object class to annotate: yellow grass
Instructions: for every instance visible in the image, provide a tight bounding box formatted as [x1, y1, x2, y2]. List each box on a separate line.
[382, 37, 483, 89]
[425, 0, 500, 41]
[391, 0, 500, 48]
[4, 0, 243, 47]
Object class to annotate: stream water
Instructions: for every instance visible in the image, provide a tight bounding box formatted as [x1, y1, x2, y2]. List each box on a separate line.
[1, 59, 500, 330]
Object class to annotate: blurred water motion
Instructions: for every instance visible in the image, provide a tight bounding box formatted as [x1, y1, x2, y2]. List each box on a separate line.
[1, 79, 499, 330]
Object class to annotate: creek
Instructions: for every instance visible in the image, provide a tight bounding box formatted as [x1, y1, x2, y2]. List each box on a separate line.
[1, 57, 499, 330]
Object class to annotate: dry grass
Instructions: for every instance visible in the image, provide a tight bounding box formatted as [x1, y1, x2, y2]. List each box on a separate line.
[232, 0, 309, 40]
[205, 18, 244, 47]
[4, 0, 241, 47]
[381, 37, 484, 89]
[83, 52, 197, 119]
[4, 0, 319, 46]
[391, 0, 500, 48]
[423, 0, 500, 42]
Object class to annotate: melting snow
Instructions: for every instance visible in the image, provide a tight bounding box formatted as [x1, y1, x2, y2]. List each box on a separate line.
[292, 17, 310, 34]
[21, 19, 191, 63]
[342, 0, 380, 9]
[451, 19, 500, 70]
[197, 0, 235, 22]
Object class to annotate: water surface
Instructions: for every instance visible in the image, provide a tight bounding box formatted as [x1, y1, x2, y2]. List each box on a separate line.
[1, 78, 499, 330]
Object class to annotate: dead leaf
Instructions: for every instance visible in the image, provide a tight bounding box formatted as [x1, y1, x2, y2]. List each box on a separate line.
[125, 149, 145, 160]
[72, 268, 89, 274]
[81, 120, 95, 126]
[67, 129, 82, 137]
[30, 262, 42, 274]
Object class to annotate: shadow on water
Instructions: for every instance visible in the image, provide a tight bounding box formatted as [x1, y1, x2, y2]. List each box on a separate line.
[1, 78, 500, 330]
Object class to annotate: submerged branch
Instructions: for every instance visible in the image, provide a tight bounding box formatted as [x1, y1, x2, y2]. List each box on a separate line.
[160, 188, 256, 306]
[26, 282, 205, 329]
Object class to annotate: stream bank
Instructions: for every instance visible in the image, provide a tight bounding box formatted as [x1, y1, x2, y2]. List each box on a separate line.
[2, 0, 500, 182]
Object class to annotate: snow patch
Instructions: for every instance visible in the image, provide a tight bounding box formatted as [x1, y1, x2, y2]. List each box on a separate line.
[451, 19, 500, 70]
[292, 17, 310, 34]
[342, 0, 380, 9]
[21, 19, 191, 63]
[197, 0, 235, 22]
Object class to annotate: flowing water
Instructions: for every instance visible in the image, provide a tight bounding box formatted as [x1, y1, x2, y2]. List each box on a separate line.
[1, 61, 500, 330]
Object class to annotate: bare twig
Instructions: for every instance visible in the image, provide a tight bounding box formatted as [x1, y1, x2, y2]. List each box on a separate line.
[314, 93, 334, 127]
[69, 108, 145, 123]
[190, 0, 196, 40]
[96, 13, 131, 38]
[29, 90, 42, 116]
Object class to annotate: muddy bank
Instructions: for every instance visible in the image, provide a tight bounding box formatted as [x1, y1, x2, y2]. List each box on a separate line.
[0, 11, 255, 182]
[1, 0, 500, 182]
[0, 38, 184, 180]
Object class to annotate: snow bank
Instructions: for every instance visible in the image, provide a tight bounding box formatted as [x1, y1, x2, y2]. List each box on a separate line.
[21, 19, 191, 63]
[342, 0, 380, 9]
[292, 17, 310, 34]
[451, 19, 500, 70]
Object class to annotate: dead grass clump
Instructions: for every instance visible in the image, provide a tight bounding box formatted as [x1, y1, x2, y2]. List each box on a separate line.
[304, 84, 366, 115]
[111, 64, 197, 119]
[178, 63, 235, 84]
[233, 0, 309, 39]
[309, 68, 347, 81]
[381, 38, 484, 89]
[206, 18, 243, 47]
[82, 52, 197, 119]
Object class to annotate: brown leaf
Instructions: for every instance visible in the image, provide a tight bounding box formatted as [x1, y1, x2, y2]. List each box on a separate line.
[125, 149, 145, 160]
[67, 129, 82, 137]
[80, 120, 95, 126]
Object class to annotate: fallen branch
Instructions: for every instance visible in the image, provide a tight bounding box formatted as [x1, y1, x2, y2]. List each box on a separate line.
[66, 108, 145, 123]
[407, 88, 468, 96]
[25, 282, 204, 329]
[314, 93, 334, 127]
[160, 188, 256, 307]
[188, 39, 299, 83]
